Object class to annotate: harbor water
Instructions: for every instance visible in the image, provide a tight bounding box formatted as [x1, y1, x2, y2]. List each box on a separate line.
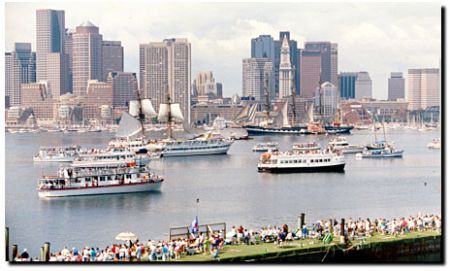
[5, 129, 441, 256]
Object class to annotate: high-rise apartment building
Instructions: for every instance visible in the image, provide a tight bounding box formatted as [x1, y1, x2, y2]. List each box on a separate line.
[140, 38, 191, 123]
[338, 72, 358, 100]
[355, 72, 372, 99]
[388, 72, 405, 101]
[407, 68, 440, 110]
[299, 50, 321, 98]
[72, 21, 103, 96]
[102, 41, 124, 81]
[5, 43, 36, 107]
[107, 72, 138, 108]
[278, 35, 293, 99]
[242, 58, 274, 102]
[36, 9, 67, 98]
[64, 29, 75, 92]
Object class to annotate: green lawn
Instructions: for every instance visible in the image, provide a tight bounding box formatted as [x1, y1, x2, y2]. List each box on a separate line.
[175, 230, 441, 262]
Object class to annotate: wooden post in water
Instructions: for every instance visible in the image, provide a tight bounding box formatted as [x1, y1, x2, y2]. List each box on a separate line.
[40, 247, 44, 262]
[5, 227, 9, 262]
[12, 245, 18, 262]
[340, 218, 345, 244]
[329, 219, 333, 235]
[43, 242, 50, 261]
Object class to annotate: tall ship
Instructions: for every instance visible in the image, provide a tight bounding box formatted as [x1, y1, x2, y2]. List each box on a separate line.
[38, 160, 163, 198]
[257, 149, 345, 173]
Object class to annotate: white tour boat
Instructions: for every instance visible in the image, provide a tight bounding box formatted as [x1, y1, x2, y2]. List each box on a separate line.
[252, 142, 279, 152]
[292, 142, 321, 153]
[33, 145, 81, 162]
[38, 161, 163, 198]
[257, 149, 345, 173]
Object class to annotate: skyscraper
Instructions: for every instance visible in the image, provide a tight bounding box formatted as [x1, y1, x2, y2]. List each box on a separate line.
[242, 58, 274, 102]
[36, 9, 67, 98]
[303, 41, 338, 87]
[278, 35, 293, 99]
[407, 68, 440, 110]
[5, 43, 36, 107]
[64, 28, 75, 92]
[107, 72, 138, 108]
[338, 72, 358, 100]
[140, 38, 191, 123]
[251, 35, 275, 59]
[314, 82, 339, 119]
[299, 50, 321, 98]
[274, 32, 299, 96]
[193, 71, 217, 96]
[388, 72, 405, 101]
[102, 40, 124, 81]
[355, 72, 372, 99]
[72, 21, 103, 96]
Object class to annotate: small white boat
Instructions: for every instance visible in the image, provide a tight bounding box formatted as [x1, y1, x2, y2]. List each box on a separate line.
[427, 138, 441, 149]
[252, 142, 279, 152]
[328, 137, 364, 154]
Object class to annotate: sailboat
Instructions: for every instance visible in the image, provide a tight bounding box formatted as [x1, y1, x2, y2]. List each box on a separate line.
[243, 73, 308, 135]
[148, 89, 233, 157]
[358, 119, 403, 158]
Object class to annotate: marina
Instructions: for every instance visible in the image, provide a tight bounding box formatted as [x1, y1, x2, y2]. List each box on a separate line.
[5, 128, 441, 256]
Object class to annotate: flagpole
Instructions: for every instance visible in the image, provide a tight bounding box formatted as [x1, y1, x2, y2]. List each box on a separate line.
[196, 198, 199, 219]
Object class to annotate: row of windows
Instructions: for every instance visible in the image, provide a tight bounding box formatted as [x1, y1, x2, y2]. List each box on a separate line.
[280, 158, 331, 164]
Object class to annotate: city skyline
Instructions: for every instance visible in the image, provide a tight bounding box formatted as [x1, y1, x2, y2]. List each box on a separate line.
[5, 2, 441, 99]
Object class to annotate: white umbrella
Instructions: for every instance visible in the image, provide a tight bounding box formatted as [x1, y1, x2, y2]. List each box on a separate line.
[115, 232, 138, 242]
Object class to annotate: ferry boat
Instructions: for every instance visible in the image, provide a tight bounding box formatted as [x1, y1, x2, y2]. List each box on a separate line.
[38, 161, 163, 198]
[292, 142, 321, 152]
[427, 138, 441, 149]
[73, 147, 155, 167]
[252, 142, 279, 152]
[257, 150, 345, 173]
[33, 145, 81, 162]
[328, 137, 364, 154]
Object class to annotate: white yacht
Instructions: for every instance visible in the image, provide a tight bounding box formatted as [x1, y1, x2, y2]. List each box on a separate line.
[38, 161, 163, 198]
[33, 145, 81, 162]
[73, 147, 154, 167]
[427, 138, 441, 149]
[257, 149, 345, 173]
[328, 137, 364, 154]
[252, 142, 279, 152]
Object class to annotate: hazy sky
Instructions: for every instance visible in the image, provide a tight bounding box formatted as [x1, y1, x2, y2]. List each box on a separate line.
[5, 1, 441, 99]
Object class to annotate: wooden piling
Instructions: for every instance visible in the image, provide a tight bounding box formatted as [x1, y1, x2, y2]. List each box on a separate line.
[12, 245, 18, 262]
[40, 247, 44, 262]
[300, 213, 305, 229]
[340, 218, 346, 244]
[329, 219, 333, 234]
[43, 242, 50, 261]
[5, 227, 9, 262]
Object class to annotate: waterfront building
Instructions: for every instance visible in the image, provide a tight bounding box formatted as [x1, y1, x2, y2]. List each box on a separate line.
[5, 43, 36, 107]
[274, 32, 299, 96]
[191, 103, 244, 125]
[140, 38, 191, 123]
[299, 50, 321, 98]
[53, 93, 84, 126]
[304, 41, 338, 87]
[83, 80, 113, 121]
[338, 72, 358, 100]
[407, 68, 440, 111]
[72, 21, 103, 96]
[388, 72, 405, 101]
[107, 72, 138, 108]
[20, 81, 55, 122]
[36, 9, 67, 98]
[242, 58, 274, 102]
[314, 82, 339, 120]
[355, 72, 372, 99]
[278, 35, 294, 99]
[102, 40, 124, 81]
[360, 98, 409, 122]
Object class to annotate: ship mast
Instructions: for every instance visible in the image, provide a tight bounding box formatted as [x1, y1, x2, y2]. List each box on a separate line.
[264, 73, 270, 124]
[290, 68, 296, 127]
[134, 89, 146, 137]
[166, 85, 173, 140]
[318, 69, 323, 124]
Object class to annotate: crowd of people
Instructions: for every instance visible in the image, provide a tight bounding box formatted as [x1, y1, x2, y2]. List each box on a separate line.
[12, 213, 441, 262]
